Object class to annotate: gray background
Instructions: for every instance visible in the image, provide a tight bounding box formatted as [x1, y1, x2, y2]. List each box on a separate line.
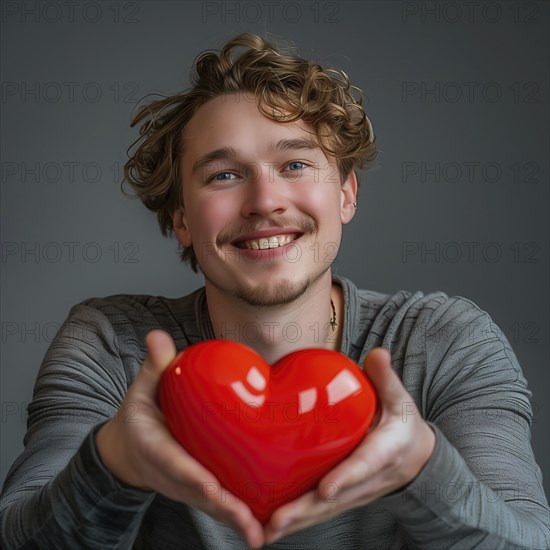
[1, 0, 548, 501]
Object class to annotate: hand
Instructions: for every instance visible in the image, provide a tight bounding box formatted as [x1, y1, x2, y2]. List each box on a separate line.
[264, 347, 435, 544]
[96, 330, 265, 549]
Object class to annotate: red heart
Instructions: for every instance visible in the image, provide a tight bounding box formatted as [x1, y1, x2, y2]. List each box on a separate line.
[158, 340, 378, 524]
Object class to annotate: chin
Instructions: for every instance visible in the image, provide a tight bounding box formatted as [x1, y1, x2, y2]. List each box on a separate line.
[235, 278, 311, 307]
[205, 265, 330, 307]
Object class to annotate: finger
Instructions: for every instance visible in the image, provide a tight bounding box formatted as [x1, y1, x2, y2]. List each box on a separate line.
[145, 329, 177, 374]
[224, 505, 265, 549]
[362, 347, 406, 409]
[265, 491, 317, 544]
[318, 450, 374, 498]
[131, 330, 177, 399]
[189, 486, 264, 548]
[318, 420, 399, 497]
[265, 487, 349, 545]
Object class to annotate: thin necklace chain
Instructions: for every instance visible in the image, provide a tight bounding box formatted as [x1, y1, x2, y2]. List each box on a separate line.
[330, 298, 337, 331]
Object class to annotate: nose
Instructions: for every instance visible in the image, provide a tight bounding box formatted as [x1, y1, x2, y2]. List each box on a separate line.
[240, 163, 289, 218]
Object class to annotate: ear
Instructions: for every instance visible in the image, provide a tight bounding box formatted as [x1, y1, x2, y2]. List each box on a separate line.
[172, 207, 193, 247]
[340, 171, 358, 224]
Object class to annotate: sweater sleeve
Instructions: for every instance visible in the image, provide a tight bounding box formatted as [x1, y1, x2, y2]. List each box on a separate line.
[380, 296, 550, 549]
[0, 302, 155, 549]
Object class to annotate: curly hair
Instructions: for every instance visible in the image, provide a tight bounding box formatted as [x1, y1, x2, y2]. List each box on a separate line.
[123, 32, 376, 272]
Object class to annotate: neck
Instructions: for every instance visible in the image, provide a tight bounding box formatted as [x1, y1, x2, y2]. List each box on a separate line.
[204, 272, 342, 364]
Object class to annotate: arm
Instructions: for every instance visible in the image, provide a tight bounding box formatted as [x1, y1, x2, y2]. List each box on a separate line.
[382, 422, 549, 549]
[381, 297, 550, 548]
[0, 303, 155, 549]
[264, 298, 550, 548]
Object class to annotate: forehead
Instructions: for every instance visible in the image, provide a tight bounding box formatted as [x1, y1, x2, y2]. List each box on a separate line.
[181, 93, 317, 160]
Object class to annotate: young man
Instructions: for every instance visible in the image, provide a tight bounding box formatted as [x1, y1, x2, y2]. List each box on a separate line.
[1, 33, 549, 549]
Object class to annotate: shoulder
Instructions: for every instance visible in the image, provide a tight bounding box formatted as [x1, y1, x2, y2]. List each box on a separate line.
[338, 275, 510, 365]
[350, 279, 530, 408]
[351, 281, 490, 339]
[337, 275, 449, 357]
[61, 288, 205, 355]
[73, 291, 198, 320]
[337, 274, 451, 323]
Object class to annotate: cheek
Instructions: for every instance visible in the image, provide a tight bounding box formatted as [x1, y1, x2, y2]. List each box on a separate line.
[188, 196, 236, 238]
[295, 179, 341, 218]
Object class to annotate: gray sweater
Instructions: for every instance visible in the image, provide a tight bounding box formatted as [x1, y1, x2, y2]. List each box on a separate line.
[1, 276, 549, 549]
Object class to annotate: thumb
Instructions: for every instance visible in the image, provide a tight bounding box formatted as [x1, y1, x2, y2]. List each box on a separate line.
[145, 330, 177, 373]
[362, 348, 405, 408]
[131, 330, 177, 399]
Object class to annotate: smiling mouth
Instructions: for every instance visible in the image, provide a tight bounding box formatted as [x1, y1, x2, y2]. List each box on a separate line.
[234, 234, 300, 250]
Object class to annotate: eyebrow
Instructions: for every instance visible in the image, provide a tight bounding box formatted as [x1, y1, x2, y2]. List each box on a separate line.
[191, 137, 321, 176]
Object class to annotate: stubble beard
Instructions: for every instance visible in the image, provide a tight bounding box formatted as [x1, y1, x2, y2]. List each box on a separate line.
[204, 263, 332, 307]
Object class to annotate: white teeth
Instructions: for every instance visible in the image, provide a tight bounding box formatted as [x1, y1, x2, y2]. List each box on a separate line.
[278, 235, 291, 246]
[241, 234, 296, 250]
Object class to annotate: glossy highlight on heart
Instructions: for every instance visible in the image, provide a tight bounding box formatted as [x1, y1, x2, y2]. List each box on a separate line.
[158, 340, 378, 524]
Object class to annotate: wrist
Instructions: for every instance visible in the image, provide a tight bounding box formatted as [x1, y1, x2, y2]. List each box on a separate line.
[96, 419, 150, 491]
[393, 422, 436, 494]
[410, 423, 436, 482]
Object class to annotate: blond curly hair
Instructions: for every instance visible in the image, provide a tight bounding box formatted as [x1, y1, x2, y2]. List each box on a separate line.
[123, 32, 376, 272]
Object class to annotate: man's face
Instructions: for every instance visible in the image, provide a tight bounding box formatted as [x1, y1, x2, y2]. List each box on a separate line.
[174, 92, 357, 306]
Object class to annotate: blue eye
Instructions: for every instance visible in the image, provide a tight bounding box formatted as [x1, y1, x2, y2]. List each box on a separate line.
[212, 172, 236, 181]
[287, 161, 305, 171]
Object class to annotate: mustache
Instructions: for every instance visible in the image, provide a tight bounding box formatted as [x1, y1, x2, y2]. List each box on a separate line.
[217, 216, 318, 247]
